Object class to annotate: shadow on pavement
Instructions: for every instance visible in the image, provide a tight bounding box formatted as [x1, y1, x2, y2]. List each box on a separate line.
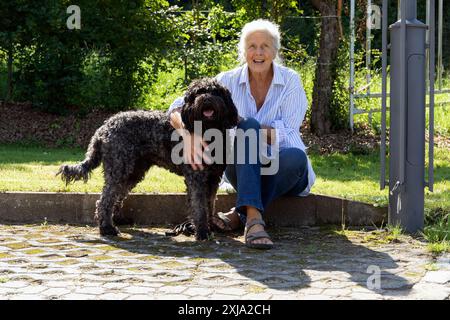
[71, 224, 414, 296]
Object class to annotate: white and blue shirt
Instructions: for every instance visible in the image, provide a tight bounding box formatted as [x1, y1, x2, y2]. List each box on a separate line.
[168, 62, 315, 196]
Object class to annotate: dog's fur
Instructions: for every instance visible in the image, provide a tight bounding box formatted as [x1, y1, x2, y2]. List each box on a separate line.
[57, 78, 239, 240]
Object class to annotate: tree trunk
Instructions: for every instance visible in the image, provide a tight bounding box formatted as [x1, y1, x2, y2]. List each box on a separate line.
[310, 0, 340, 135]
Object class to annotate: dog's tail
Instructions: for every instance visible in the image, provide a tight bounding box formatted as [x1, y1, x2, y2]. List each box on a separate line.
[56, 135, 102, 185]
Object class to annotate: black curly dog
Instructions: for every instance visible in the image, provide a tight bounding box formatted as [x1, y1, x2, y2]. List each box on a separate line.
[57, 78, 239, 240]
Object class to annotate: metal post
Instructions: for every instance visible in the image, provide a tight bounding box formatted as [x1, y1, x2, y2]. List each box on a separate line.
[399, 0, 406, 186]
[349, 0, 355, 132]
[380, 0, 388, 190]
[366, 0, 372, 95]
[428, 0, 435, 192]
[437, 0, 443, 91]
[388, 0, 427, 233]
[425, 0, 430, 89]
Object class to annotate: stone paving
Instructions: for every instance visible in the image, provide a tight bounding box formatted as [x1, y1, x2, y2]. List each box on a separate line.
[0, 223, 449, 300]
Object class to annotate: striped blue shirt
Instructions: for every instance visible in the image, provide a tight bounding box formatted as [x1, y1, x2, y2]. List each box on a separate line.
[168, 62, 315, 196]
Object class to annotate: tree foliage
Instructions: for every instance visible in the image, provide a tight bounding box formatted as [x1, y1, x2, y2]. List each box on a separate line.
[2, 0, 448, 132]
[0, 0, 176, 113]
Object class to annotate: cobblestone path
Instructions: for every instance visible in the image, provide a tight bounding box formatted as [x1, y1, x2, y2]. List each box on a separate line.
[0, 224, 449, 300]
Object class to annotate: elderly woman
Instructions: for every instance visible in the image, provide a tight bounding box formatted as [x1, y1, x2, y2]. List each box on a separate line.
[168, 19, 315, 249]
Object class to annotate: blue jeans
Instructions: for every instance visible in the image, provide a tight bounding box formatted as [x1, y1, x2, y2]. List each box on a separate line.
[225, 118, 309, 224]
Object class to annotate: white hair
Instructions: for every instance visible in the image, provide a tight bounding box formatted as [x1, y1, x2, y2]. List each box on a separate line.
[237, 19, 282, 64]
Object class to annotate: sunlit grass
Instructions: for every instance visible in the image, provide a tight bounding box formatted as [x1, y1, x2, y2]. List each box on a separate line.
[1, 144, 448, 211]
[0, 144, 186, 193]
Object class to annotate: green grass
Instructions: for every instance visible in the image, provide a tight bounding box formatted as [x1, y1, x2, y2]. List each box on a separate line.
[1, 143, 448, 212]
[0, 144, 185, 193]
[423, 216, 450, 254]
[1, 53, 449, 251]
[3, 141, 449, 251]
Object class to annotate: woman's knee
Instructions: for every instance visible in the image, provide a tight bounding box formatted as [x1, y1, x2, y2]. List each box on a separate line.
[280, 148, 307, 174]
[237, 117, 260, 131]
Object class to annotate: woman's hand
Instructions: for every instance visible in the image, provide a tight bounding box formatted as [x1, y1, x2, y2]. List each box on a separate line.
[181, 131, 211, 171]
[169, 108, 211, 170]
[261, 124, 276, 145]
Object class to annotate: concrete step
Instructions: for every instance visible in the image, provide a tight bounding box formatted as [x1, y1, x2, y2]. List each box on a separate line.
[0, 192, 386, 227]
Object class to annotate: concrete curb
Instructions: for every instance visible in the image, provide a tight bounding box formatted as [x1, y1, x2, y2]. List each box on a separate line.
[0, 192, 387, 227]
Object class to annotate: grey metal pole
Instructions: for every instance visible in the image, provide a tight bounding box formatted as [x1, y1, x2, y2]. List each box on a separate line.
[380, 0, 388, 191]
[437, 0, 443, 91]
[389, 0, 427, 233]
[366, 0, 372, 95]
[429, 0, 435, 192]
[399, 0, 406, 186]
[349, 0, 355, 132]
[426, 0, 430, 90]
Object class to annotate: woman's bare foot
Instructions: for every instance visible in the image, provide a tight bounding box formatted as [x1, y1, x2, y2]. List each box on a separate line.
[211, 207, 241, 232]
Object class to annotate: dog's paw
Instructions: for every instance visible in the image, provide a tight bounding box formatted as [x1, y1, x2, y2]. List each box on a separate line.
[99, 224, 120, 237]
[195, 228, 211, 241]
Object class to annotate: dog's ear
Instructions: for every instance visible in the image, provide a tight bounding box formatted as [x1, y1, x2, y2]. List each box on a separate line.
[220, 87, 239, 129]
[181, 103, 195, 132]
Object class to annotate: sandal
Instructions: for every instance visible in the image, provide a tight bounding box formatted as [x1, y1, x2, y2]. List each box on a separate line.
[244, 218, 274, 250]
[211, 208, 241, 232]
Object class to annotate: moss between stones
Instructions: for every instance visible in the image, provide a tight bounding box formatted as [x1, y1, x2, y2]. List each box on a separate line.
[112, 234, 134, 242]
[361, 233, 402, 245]
[217, 252, 240, 260]
[118, 251, 137, 257]
[23, 249, 46, 255]
[403, 271, 424, 278]
[56, 259, 81, 266]
[139, 255, 160, 261]
[35, 238, 63, 244]
[126, 266, 153, 272]
[48, 244, 79, 250]
[0, 253, 13, 259]
[246, 284, 266, 294]
[424, 263, 439, 271]
[28, 264, 48, 269]
[188, 257, 208, 264]
[157, 261, 185, 268]
[6, 259, 28, 264]
[4, 242, 30, 250]
[90, 255, 112, 261]
[96, 245, 121, 252]
[286, 258, 307, 266]
[79, 264, 100, 271]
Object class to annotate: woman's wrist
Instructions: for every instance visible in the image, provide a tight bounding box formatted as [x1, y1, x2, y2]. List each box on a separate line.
[170, 108, 184, 130]
[261, 125, 276, 145]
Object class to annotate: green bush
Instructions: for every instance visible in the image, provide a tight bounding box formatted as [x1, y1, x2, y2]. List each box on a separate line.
[1, 0, 176, 113]
[168, 5, 245, 84]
